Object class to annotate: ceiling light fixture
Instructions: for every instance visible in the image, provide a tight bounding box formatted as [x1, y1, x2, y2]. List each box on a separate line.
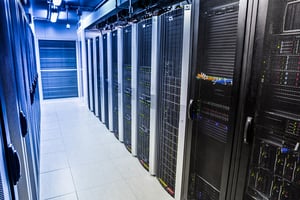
[53, 0, 62, 6]
[66, 5, 70, 29]
[50, 10, 58, 23]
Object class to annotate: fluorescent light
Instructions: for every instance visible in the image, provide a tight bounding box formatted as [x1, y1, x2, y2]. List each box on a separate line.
[53, 0, 62, 6]
[50, 11, 58, 23]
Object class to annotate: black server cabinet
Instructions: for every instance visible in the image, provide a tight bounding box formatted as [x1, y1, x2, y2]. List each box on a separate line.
[103, 34, 110, 129]
[123, 26, 132, 151]
[233, 1, 300, 199]
[137, 19, 152, 170]
[156, 8, 184, 197]
[96, 36, 102, 121]
[188, 0, 247, 199]
[111, 30, 119, 137]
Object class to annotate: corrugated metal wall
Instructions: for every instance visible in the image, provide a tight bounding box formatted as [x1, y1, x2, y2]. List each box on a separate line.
[39, 40, 78, 99]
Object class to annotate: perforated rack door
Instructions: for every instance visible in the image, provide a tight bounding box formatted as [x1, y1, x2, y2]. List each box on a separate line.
[137, 18, 152, 170]
[188, 1, 240, 199]
[103, 34, 109, 129]
[156, 8, 184, 197]
[245, 1, 300, 199]
[111, 30, 119, 137]
[123, 26, 132, 151]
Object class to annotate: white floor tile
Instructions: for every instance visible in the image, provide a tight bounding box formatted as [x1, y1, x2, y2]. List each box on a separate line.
[77, 180, 137, 200]
[41, 129, 62, 141]
[40, 152, 69, 173]
[40, 169, 76, 199]
[40, 138, 65, 155]
[47, 193, 78, 200]
[70, 161, 122, 190]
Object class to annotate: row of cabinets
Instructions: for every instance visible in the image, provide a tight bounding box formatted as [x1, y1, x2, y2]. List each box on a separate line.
[82, 0, 300, 199]
[0, 0, 41, 199]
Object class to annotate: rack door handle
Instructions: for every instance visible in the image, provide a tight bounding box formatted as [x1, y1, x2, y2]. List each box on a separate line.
[188, 99, 194, 120]
[243, 116, 253, 144]
[7, 144, 21, 185]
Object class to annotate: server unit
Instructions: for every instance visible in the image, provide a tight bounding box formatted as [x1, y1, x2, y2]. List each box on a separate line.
[123, 25, 132, 151]
[155, 6, 192, 198]
[102, 34, 110, 129]
[187, 0, 248, 199]
[135, 18, 153, 170]
[232, 0, 300, 199]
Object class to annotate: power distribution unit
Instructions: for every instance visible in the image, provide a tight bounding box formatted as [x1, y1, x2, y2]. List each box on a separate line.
[122, 25, 132, 151]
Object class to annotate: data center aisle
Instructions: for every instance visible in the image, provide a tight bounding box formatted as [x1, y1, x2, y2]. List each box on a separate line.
[39, 98, 173, 200]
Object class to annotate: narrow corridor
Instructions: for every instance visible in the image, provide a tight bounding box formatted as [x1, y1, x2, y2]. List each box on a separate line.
[39, 98, 173, 200]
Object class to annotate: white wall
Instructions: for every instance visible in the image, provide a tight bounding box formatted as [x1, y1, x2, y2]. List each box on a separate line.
[34, 21, 77, 40]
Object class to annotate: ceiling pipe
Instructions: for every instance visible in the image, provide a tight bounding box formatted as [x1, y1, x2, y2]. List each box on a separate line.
[94, 0, 109, 11]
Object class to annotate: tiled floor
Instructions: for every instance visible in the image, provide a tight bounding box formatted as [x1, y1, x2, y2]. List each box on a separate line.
[40, 98, 173, 200]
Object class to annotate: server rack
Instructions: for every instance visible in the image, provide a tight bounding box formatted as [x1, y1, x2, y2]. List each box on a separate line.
[117, 28, 124, 142]
[123, 25, 132, 151]
[99, 34, 105, 123]
[232, 0, 300, 199]
[103, 34, 110, 129]
[85, 39, 91, 110]
[95, 36, 102, 120]
[136, 18, 153, 170]
[107, 32, 114, 131]
[88, 38, 95, 113]
[93, 36, 100, 117]
[155, 6, 192, 198]
[187, 0, 249, 199]
[111, 30, 119, 136]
